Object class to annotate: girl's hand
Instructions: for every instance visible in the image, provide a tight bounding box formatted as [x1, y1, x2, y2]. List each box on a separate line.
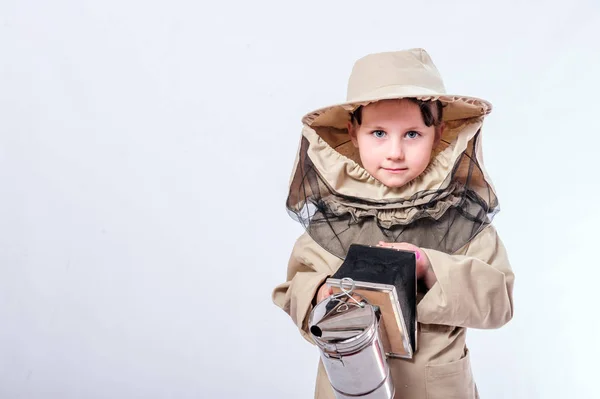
[377, 241, 437, 289]
[316, 282, 333, 303]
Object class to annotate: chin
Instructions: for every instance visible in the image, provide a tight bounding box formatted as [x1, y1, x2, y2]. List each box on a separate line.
[373, 171, 421, 188]
[378, 177, 411, 188]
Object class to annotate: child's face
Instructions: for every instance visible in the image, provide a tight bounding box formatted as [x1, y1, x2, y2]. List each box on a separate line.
[347, 99, 442, 188]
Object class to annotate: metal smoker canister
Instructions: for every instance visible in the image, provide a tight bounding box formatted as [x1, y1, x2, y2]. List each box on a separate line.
[308, 280, 394, 399]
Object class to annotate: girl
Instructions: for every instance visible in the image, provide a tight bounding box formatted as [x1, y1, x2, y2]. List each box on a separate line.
[273, 48, 514, 399]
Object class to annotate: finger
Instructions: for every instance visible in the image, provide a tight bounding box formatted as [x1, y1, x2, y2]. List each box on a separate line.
[414, 249, 422, 260]
[317, 291, 325, 302]
[320, 288, 333, 301]
[386, 242, 416, 251]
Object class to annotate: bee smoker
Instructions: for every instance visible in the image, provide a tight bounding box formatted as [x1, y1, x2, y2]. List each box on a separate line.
[308, 278, 394, 399]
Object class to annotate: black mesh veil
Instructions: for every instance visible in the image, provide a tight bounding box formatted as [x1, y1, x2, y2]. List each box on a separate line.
[286, 118, 499, 259]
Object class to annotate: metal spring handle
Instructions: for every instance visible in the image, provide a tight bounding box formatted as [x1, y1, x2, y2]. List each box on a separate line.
[331, 277, 365, 311]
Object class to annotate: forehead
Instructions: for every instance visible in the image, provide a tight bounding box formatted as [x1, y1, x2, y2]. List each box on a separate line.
[360, 99, 424, 125]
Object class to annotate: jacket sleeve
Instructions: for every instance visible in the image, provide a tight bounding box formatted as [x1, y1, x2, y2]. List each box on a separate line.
[272, 233, 340, 343]
[417, 224, 514, 329]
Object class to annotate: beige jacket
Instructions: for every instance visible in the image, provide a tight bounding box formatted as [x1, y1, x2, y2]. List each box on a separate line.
[274, 91, 514, 397]
[273, 224, 513, 398]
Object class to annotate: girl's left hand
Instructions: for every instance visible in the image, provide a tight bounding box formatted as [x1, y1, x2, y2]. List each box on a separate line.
[376, 241, 437, 288]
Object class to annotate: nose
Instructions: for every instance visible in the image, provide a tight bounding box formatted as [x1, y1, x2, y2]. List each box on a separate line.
[386, 137, 404, 160]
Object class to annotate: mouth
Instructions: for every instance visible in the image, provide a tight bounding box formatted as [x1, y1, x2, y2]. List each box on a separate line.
[382, 168, 408, 174]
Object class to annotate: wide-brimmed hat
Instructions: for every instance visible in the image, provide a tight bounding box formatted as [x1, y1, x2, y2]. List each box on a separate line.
[302, 48, 492, 129]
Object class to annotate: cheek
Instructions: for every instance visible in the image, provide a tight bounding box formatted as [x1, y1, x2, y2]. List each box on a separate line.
[356, 138, 381, 165]
[410, 143, 434, 168]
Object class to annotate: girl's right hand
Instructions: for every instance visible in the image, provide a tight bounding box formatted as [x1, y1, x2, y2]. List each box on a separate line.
[316, 282, 333, 303]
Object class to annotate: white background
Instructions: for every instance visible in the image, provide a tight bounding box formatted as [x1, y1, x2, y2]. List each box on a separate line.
[1, 1, 599, 398]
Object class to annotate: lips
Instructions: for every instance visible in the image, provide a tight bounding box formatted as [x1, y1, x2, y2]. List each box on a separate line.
[383, 167, 408, 173]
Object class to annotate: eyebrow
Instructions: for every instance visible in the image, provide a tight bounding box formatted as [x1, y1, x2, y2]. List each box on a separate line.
[365, 125, 422, 131]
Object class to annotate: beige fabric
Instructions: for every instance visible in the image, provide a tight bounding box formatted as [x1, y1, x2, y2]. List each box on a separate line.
[272, 225, 514, 399]
[301, 49, 491, 129]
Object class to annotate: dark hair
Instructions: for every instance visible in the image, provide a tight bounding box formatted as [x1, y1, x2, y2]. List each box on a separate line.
[350, 99, 444, 127]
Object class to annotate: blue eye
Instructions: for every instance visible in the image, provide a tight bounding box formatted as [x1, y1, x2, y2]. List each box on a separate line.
[406, 131, 420, 139]
[372, 130, 386, 138]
